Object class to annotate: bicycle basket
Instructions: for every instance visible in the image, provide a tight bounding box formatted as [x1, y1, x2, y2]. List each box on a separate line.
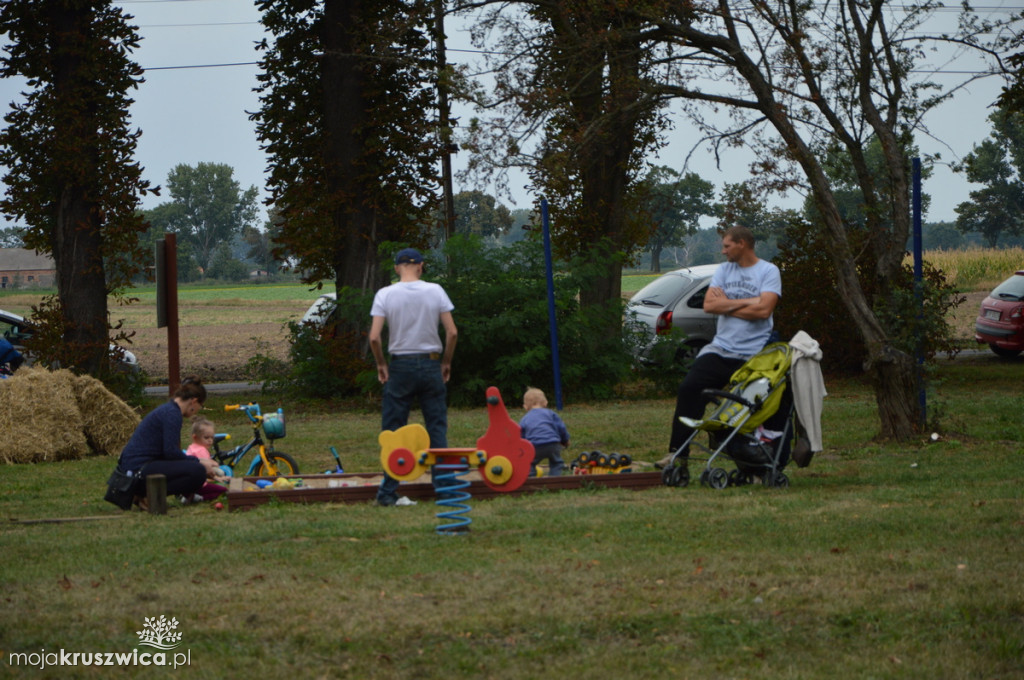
[263, 412, 286, 440]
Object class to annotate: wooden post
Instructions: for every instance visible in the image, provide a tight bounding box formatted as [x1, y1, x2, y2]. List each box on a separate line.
[146, 474, 167, 515]
[165, 234, 180, 396]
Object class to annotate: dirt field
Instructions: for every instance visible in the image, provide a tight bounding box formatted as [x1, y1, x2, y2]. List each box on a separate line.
[123, 299, 300, 384]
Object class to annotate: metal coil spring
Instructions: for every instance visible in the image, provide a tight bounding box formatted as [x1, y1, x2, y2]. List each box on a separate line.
[433, 461, 472, 535]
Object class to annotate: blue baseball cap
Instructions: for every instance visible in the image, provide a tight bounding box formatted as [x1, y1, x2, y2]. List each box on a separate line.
[394, 248, 424, 265]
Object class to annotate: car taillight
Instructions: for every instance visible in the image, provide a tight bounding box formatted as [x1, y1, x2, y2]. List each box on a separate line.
[656, 310, 673, 334]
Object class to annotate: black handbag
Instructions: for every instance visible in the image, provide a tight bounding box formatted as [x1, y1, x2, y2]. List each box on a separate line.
[104, 467, 137, 510]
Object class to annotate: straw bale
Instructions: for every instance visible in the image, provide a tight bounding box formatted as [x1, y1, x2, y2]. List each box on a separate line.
[0, 367, 88, 464]
[72, 375, 140, 456]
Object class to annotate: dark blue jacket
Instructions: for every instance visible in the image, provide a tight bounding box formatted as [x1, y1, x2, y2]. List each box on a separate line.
[119, 401, 189, 473]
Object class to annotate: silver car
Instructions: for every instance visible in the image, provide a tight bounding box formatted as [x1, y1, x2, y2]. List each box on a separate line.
[625, 264, 720, 363]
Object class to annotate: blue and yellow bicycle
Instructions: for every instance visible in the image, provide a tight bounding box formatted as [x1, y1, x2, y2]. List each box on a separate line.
[212, 403, 299, 477]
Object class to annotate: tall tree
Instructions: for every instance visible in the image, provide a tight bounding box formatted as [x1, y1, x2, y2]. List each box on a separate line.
[146, 163, 259, 275]
[637, 166, 714, 273]
[452, 190, 514, 238]
[0, 0, 155, 376]
[635, 1, 1006, 440]
[243, 214, 281, 276]
[252, 0, 440, 295]
[463, 1, 668, 331]
[953, 106, 1024, 247]
[0, 227, 25, 248]
[715, 182, 793, 262]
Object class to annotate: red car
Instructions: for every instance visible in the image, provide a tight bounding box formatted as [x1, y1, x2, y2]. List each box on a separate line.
[975, 270, 1024, 358]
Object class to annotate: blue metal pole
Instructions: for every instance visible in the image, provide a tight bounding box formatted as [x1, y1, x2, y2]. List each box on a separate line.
[541, 198, 564, 410]
[912, 157, 926, 428]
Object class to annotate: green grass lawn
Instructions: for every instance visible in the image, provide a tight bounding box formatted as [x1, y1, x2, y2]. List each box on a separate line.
[1, 356, 1022, 678]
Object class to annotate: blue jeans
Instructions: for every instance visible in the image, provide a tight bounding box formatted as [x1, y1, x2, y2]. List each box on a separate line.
[377, 355, 448, 502]
[529, 442, 565, 477]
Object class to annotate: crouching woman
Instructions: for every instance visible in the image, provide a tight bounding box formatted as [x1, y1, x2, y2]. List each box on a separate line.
[109, 377, 210, 510]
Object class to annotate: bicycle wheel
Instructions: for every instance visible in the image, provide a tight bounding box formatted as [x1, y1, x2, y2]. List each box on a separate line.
[252, 451, 300, 477]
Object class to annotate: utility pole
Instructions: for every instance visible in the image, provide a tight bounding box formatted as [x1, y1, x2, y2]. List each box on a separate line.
[435, 0, 455, 241]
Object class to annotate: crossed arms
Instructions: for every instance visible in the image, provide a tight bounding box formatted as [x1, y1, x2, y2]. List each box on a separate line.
[703, 286, 779, 321]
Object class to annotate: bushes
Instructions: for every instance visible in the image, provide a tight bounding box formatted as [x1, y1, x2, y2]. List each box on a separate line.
[774, 218, 963, 373]
[249, 287, 376, 400]
[254, 235, 634, 405]
[436, 236, 631, 405]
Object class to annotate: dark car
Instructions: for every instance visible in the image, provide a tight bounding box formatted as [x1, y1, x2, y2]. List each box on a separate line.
[624, 264, 719, 363]
[0, 307, 139, 372]
[975, 270, 1024, 358]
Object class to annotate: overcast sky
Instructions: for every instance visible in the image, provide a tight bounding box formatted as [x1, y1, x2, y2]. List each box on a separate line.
[0, 0, 1017, 228]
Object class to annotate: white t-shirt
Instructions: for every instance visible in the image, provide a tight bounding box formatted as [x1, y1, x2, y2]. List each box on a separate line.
[709, 259, 782, 356]
[370, 280, 454, 355]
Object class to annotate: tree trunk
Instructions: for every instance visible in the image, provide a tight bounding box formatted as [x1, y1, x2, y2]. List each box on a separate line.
[867, 344, 921, 437]
[52, 3, 109, 377]
[650, 244, 662, 273]
[54, 186, 108, 375]
[724, 35, 924, 440]
[322, 0, 387, 295]
[555, 9, 641, 337]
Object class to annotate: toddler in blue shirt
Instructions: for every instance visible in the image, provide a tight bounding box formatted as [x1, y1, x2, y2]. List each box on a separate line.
[519, 387, 569, 477]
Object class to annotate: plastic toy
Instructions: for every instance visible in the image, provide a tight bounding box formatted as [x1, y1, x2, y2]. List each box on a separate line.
[212, 403, 299, 478]
[323, 446, 345, 474]
[571, 450, 633, 475]
[379, 386, 534, 533]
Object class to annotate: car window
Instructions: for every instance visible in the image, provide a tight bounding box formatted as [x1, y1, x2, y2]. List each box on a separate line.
[992, 274, 1024, 300]
[631, 274, 694, 306]
[0, 316, 25, 342]
[686, 285, 709, 309]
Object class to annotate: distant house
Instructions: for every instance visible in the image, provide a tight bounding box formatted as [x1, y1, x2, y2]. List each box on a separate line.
[0, 249, 56, 289]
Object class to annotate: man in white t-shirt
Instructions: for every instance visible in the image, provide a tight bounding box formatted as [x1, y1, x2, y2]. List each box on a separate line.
[661, 226, 782, 479]
[370, 247, 458, 506]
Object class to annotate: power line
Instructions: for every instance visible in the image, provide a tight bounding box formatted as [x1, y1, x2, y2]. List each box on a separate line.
[143, 61, 257, 71]
[139, 51, 1004, 77]
[141, 21, 258, 28]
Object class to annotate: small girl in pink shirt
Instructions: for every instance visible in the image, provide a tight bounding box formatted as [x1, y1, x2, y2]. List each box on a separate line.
[185, 417, 228, 502]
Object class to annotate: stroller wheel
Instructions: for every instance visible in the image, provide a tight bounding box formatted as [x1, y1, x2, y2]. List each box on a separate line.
[672, 466, 689, 487]
[661, 465, 689, 488]
[728, 469, 747, 487]
[698, 468, 710, 486]
[774, 472, 790, 488]
[708, 467, 729, 490]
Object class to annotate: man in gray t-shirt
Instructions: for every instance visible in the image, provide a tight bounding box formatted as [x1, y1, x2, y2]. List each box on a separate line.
[661, 226, 781, 476]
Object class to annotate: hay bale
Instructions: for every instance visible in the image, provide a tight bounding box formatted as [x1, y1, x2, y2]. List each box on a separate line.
[72, 374, 140, 456]
[0, 367, 88, 463]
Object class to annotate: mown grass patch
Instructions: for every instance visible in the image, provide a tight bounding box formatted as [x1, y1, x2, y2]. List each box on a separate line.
[1, 357, 1022, 678]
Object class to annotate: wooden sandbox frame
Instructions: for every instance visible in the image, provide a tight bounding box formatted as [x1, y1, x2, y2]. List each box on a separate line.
[225, 470, 665, 511]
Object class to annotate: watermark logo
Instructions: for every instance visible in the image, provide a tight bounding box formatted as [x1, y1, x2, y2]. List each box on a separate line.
[137, 615, 182, 650]
[7, 615, 191, 670]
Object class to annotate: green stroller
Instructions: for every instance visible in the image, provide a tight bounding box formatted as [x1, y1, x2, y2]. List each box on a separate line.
[662, 342, 796, 489]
